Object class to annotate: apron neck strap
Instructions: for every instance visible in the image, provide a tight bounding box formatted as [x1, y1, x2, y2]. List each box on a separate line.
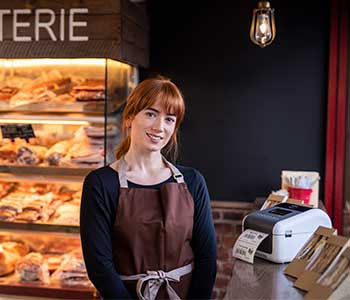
[114, 156, 184, 188]
[116, 157, 129, 188]
[162, 156, 184, 184]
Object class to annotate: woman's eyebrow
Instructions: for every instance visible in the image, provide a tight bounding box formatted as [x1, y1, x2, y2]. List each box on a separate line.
[147, 107, 160, 113]
[148, 107, 176, 117]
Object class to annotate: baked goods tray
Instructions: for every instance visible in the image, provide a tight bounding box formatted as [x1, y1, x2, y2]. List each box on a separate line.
[0, 276, 97, 299]
[0, 221, 79, 234]
[0, 165, 94, 177]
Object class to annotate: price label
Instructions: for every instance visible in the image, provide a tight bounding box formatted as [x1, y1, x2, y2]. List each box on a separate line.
[232, 229, 269, 264]
[1, 124, 35, 141]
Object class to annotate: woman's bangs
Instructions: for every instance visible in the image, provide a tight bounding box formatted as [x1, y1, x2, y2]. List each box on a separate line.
[133, 79, 185, 122]
[157, 90, 185, 122]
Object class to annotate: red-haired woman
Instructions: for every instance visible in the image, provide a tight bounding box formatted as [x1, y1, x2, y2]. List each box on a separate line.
[80, 77, 217, 300]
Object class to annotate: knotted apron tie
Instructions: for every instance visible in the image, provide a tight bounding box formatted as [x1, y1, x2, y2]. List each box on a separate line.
[120, 263, 192, 300]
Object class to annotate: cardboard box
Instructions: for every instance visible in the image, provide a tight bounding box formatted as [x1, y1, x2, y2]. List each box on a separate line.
[303, 248, 350, 300]
[260, 193, 286, 210]
[293, 235, 350, 291]
[284, 226, 336, 278]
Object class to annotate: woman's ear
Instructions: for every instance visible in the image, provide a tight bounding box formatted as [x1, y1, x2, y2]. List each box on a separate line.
[125, 116, 132, 128]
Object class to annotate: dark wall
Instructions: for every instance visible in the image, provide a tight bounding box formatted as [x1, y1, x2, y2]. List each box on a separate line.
[141, 0, 330, 201]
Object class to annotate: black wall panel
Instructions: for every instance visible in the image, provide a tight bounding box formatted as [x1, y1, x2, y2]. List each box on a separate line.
[141, 0, 330, 201]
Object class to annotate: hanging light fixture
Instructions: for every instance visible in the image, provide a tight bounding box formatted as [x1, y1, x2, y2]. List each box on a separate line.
[250, 1, 276, 48]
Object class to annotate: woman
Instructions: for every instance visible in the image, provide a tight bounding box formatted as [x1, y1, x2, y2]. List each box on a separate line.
[80, 76, 217, 300]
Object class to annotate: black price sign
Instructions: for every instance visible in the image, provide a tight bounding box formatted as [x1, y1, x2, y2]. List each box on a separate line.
[1, 124, 35, 141]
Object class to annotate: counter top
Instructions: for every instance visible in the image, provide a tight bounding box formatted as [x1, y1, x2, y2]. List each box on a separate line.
[224, 258, 304, 300]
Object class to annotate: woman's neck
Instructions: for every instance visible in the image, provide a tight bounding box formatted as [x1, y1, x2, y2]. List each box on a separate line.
[122, 149, 172, 185]
[124, 149, 165, 174]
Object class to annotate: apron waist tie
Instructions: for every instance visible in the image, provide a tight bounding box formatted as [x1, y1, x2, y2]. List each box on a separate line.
[120, 263, 193, 300]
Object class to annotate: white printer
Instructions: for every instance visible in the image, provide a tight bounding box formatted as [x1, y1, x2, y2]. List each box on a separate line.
[242, 202, 332, 263]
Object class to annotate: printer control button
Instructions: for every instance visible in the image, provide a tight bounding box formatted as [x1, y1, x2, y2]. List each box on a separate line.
[285, 230, 292, 237]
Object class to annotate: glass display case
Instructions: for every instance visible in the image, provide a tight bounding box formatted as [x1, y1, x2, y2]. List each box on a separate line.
[0, 58, 137, 169]
[0, 230, 96, 299]
[0, 58, 138, 299]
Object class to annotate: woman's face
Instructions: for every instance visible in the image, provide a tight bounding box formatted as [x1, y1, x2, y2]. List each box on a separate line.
[129, 99, 177, 153]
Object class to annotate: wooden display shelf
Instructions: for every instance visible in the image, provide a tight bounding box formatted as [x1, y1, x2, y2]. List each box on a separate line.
[0, 276, 97, 299]
[0, 165, 94, 177]
[0, 100, 125, 116]
[0, 101, 105, 115]
[0, 221, 79, 234]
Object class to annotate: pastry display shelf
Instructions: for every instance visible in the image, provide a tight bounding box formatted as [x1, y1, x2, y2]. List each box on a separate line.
[0, 222, 80, 235]
[0, 100, 125, 115]
[0, 101, 105, 115]
[0, 165, 93, 178]
[0, 172, 85, 184]
[0, 113, 118, 125]
[0, 276, 97, 300]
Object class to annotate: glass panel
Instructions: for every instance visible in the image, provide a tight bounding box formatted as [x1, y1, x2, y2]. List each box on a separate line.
[0, 58, 137, 168]
[0, 180, 81, 227]
[0, 122, 108, 169]
[0, 230, 94, 291]
[105, 59, 138, 164]
[0, 58, 106, 113]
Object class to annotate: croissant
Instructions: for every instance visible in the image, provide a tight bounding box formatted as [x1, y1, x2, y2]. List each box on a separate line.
[44, 140, 72, 166]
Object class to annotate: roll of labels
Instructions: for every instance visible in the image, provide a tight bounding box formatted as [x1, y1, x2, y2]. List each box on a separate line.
[232, 229, 268, 264]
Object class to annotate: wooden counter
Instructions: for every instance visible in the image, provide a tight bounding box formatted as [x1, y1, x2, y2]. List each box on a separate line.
[224, 258, 304, 300]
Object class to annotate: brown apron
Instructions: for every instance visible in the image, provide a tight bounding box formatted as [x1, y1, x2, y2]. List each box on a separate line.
[111, 157, 194, 300]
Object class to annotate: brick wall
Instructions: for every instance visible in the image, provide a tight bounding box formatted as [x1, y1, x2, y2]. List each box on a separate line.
[210, 201, 255, 300]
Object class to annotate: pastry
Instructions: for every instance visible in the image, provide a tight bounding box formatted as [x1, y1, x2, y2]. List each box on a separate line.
[16, 145, 48, 165]
[45, 140, 72, 166]
[0, 241, 29, 276]
[15, 252, 50, 283]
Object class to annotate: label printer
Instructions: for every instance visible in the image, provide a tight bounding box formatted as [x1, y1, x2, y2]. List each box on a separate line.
[242, 202, 332, 263]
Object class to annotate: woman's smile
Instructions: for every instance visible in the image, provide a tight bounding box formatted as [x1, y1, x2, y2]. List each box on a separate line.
[146, 133, 164, 143]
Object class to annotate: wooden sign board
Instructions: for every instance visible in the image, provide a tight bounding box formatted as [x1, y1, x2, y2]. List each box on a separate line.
[0, 0, 149, 67]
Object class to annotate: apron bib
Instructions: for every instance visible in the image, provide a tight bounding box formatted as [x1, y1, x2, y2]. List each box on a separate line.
[111, 157, 194, 300]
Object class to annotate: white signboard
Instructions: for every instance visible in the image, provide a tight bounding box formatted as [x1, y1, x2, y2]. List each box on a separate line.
[0, 8, 89, 41]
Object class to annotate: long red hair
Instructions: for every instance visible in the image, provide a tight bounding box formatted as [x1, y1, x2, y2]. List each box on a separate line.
[115, 76, 185, 161]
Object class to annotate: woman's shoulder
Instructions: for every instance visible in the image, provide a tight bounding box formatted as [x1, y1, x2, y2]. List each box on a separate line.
[175, 164, 206, 186]
[85, 165, 118, 184]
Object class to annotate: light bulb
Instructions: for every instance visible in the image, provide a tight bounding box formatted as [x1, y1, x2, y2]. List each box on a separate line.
[255, 13, 272, 45]
[259, 23, 267, 34]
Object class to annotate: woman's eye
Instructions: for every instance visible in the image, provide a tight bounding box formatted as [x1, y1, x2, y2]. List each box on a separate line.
[146, 111, 156, 118]
[166, 117, 176, 123]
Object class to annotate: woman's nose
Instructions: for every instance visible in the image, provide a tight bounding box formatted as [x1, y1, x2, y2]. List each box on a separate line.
[152, 117, 164, 131]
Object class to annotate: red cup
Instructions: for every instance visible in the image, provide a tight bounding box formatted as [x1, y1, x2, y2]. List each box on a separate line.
[287, 187, 313, 204]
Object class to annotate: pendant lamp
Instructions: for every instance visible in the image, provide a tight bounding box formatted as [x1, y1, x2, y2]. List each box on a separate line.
[250, 1, 276, 48]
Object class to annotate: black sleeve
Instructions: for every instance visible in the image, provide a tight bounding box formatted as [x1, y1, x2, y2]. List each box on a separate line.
[80, 171, 132, 300]
[187, 170, 217, 299]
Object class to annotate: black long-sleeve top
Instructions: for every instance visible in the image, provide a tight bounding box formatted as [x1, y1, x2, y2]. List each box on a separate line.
[80, 165, 217, 300]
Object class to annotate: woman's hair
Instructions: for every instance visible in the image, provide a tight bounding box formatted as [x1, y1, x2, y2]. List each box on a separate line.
[115, 76, 185, 161]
